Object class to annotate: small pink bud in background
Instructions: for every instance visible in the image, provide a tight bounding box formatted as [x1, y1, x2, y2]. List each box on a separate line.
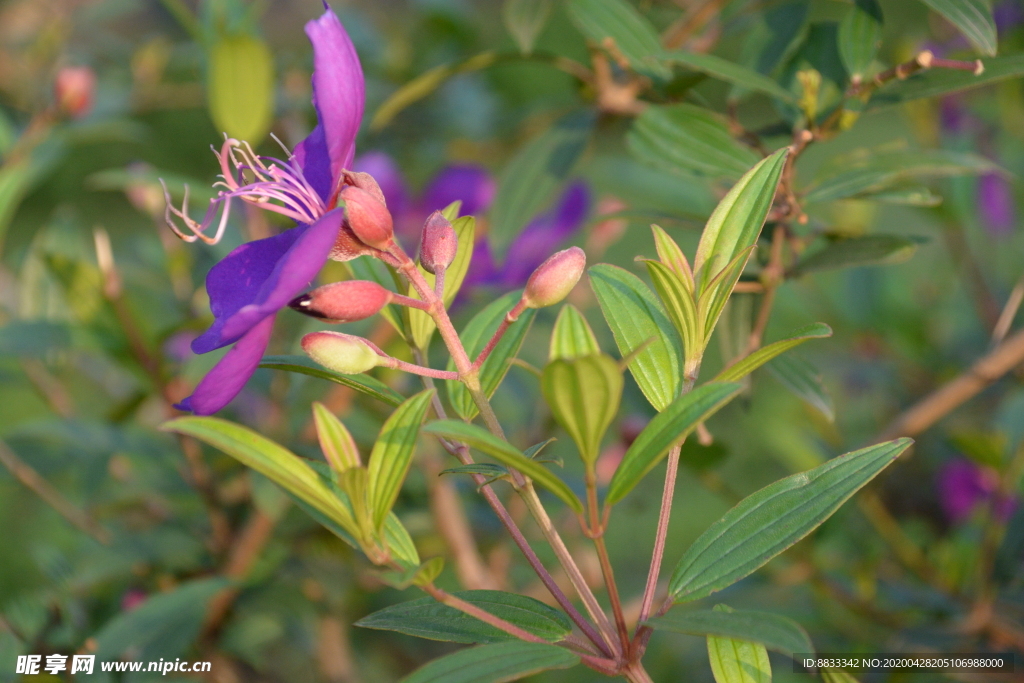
[420, 211, 457, 274]
[302, 332, 382, 375]
[55, 66, 96, 119]
[339, 185, 394, 249]
[289, 280, 393, 322]
[523, 246, 586, 309]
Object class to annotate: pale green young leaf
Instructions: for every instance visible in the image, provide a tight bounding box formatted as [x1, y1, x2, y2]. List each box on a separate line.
[207, 35, 274, 144]
[589, 264, 682, 411]
[606, 383, 742, 506]
[503, 0, 552, 54]
[549, 304, 601, 361]
[920, 0, 997, 56]
[645, 260, 702, 362]
[767, 355, 835, 423]
[541, 355, 623, 465]
[384, 513, 421, 569]
[698, 245, 757, 347]
[670, 438, 913, 602]
[408, 215, 477, 349]
[647, 606, 813, 657]
[356, 590, 572, 644]
[401, 641, 579, 683]
[628, 104, 761, 180]
[566, 0, 671, 79]
[340, 467, 373, 540]
[693, 149, 788, 291]
[839, 0, 883, 80]
[422, 421, 584, 513]
[665, 51, 795, 103]
[651, 224, 694, 292]
[259, 355, 404, 407]
[714, 323, 832, 383]
[367, 389, 435, 530]
[412, 557, 445, 587]
[312, 402, 361, 473]
[706, 606, 772, 683]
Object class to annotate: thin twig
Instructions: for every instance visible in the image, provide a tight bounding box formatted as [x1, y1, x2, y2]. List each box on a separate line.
[662, 0, 728, 50]
[991, 274, 1024, 346]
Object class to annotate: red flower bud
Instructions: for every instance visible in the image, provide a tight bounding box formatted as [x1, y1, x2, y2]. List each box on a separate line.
[302, 331, 382, 375]
[523, 246, 586, 309]
[340, 185, 394, 249]
[55, 66, 96, 119]
[341, 170, 387, 206]
[420, 211, 457, 274]
[289, 280, 393, 322]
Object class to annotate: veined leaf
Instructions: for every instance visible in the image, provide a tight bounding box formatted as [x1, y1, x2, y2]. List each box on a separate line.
[541, 354, 623, 465]
[422, 421, 583, 514]
[384, 513, 421, 569]
[670, 438, 913, 602]
[645, 260, 702, 362]
[566, 0, 671, 79]
[767, 355, 835, 423]
[367, 389, 435, 530]
[549, 304, 601, 360]
[693, 149, 788, 291]
[503, 0, 552, 54]
[489, 110, 594, 252]
[312, 402, 361, 473]
[706, 606, 772, 683]
[651, 225, 694, 290]
[648, 606, 813, 657]
[628, 104, 761, 180]
[665, 51, 795, 103]
[589, 264, 682, 411]
[401, 641, 579, 683]
[790, 235, 921, 275]
[869, 54, 1024, 106]
[356, 590, 572, 644]
[447, 291, 536, 419]
[919, 0, 997, 57]
[606, 383, 742, 506]
[409, 215, 477, 349]
[697, 245, 757, 351]
[207, 34, 275, 144]
[440, 463, 510, 479]
[714, 323, 832, 383]
[259, 355, 404, 406]
[839, 0, 883, 80]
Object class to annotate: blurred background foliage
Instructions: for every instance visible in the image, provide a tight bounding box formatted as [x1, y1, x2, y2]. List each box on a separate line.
[0, 0, 1023, 681]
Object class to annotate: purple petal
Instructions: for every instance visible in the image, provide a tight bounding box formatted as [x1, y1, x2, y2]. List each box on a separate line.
[300, 8, 364, 198]
[500, 181, 590, 287]
[995, 0, 1024, 32]
[422, 165, 496, 217]
[978, 173, 1015, 237]
[462, 238, 498, 290]
[937, 459, 991, 524]
[175, 316, 275, 416]
[354, 151, 408, 216]
[192, 208, 345, 353]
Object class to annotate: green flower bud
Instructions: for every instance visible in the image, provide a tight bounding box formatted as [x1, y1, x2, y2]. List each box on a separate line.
[302, 331, 382, 375]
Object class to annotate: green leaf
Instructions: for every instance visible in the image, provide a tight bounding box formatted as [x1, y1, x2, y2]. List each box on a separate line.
[412, 557, 446, 587]
[447, 291, 537, 419]
[371, 52, 499, 130]
[356, 590, 572, 644]
[489, 110, 594, 251]
[706, 606, 772, 683]
[919, 0, 997, 56]
[606, 382, 742, 506]
[312, 402, 361, 473]
[714, 323, 832, 383]
[93, 578, 229, 661]
[790, 235, 921, 275]
[670, 438, 913, 602]
[401, 641, 579, 683]
[408, 215, 477, 348]
[541, 355, 623, 465]
[440, 463, 510, 479]
[385, 514, 422, 569]
[566, 0, 671, 79]
[207, 34, 274, 144]
[645, 260, 702, 362]
[367, 389, 435, 530]
[803, 149, 998, 203]
[549, 304, 601, 360]
[0, 159, 34, 249]
[839, 0, 883, 80]
[767, 355, 835, 423]
[0, 321, 71, 358]
[162, 416, 359, 537]
[422, 421, 583, 514]
[648, 606, 813, 657]
[869, 54, 1024, 106]
[503, 0, 552, 54]
[665, 51, 795, 102]
[628, 105, 762, 180]
[693, 149, 788, 291]
[589, 264, 682, 411]
[259, 355, 404, 406]
[861, 187, 942, 206]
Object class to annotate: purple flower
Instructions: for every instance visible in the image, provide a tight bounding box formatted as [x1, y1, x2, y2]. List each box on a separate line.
[353, 151, 590, 292]
[937, 458, 1016, 524]
[169, 7, 366, 415]
[977, 173, 1016, 237]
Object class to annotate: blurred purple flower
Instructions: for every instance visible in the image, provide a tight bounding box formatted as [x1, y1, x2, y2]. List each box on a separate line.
[353, 152, 590, 292]
[977, 173, 1016, 237]
[995, 0, 1024, 33]
[174, 7, 365, 415]
[937, 458, 1016, 524]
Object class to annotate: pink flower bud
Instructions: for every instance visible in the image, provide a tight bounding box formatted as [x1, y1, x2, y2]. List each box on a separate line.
[302, 332, 382, 375]
[341, 170, 387, 206]
[522, 246, 586, 309]
[339, 185, 394, 249]
[55, 66, 96, 119]
[420, 211, 457, 274]
[289, 280, 393, 322]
